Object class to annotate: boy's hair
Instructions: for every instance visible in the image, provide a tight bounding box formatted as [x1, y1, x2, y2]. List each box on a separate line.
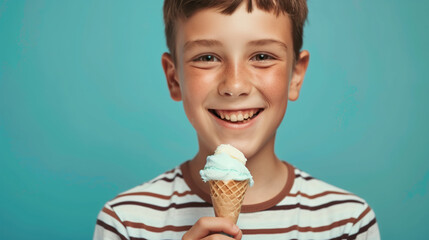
[163, 0, 308, 62]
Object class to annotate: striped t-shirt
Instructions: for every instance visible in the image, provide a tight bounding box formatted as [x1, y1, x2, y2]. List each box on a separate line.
[94, 161, 380, 240]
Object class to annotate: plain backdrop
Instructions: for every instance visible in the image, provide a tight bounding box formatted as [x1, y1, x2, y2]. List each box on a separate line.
[1, 0, 428, 239]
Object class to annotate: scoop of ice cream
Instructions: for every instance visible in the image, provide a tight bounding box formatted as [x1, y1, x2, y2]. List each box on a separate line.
[200, 144, 254, 186]
[214, 144, 247, 165]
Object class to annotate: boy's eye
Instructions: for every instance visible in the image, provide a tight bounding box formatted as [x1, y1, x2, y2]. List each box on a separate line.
[251, 54, 274, 61]
[194, 55, 219, 62]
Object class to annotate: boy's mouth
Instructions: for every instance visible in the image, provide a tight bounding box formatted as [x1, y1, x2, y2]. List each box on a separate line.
[209, 108, 263, 123]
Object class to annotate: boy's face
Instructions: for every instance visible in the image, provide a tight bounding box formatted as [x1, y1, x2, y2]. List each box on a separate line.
[162, 4, 309, 158]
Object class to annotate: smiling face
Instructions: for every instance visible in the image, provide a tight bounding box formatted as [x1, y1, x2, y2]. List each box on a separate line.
[162, 3, 309, 160]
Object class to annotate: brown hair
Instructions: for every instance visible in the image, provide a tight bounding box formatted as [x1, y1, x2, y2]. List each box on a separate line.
[163, 0, 308, 62]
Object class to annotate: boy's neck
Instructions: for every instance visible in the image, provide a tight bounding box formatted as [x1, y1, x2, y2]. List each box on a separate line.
[188, 138, 289, 205]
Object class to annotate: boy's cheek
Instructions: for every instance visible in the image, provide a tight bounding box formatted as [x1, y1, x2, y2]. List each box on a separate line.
[181, 69, 219, 93]
[253, 68, 290, 99]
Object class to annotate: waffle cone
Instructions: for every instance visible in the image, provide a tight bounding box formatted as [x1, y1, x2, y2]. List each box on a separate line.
[209, 180, 249, 223]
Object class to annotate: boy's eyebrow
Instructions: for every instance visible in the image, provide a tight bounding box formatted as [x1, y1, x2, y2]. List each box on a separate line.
[183, 39, 222, 51]
[248, 39, 288, 51]
[183, 39, 288, 52]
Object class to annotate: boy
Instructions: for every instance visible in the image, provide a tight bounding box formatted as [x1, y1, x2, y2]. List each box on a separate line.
[94, 0, 380, 239]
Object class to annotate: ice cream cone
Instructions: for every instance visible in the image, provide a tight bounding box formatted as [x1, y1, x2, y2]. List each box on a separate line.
[209, 179, 249, 223]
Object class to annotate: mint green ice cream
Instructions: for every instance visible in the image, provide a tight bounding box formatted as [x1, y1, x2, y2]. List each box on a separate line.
[200, 144, 254, 186]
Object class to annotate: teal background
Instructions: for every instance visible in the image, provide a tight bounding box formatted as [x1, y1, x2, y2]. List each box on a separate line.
[0, 0, 428, 239]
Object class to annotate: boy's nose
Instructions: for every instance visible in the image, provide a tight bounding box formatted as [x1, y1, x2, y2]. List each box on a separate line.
[218, 63, 252, 97]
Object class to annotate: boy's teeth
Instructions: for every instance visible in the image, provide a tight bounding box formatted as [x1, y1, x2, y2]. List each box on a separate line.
[214, 109, 260, 122]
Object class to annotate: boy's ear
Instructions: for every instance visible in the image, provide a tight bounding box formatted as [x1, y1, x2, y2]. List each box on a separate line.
[161, 52, 182, 101]
[289, 50, 310, 101]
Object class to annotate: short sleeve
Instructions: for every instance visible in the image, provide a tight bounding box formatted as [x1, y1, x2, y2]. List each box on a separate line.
[347, 204, 381, 240]
[93, 203, 130, 240]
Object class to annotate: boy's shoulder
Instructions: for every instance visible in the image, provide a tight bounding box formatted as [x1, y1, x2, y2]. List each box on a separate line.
[289, 165, 377, 229]
[94, 164, 210, 239]
[107, 164, 193, 206]
[292, 166, 366, 203]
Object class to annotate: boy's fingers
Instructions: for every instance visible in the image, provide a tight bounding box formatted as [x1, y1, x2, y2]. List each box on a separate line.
[182, 217, 241, 240]
[231, 228, 242, 240]
[201, 232, 242, 240]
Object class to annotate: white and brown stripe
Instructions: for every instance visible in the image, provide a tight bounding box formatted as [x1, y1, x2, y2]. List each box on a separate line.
[94, 161, 380, 240]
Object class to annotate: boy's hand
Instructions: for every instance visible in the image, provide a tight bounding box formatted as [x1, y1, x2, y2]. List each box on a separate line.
[182, 217, 242, 240]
